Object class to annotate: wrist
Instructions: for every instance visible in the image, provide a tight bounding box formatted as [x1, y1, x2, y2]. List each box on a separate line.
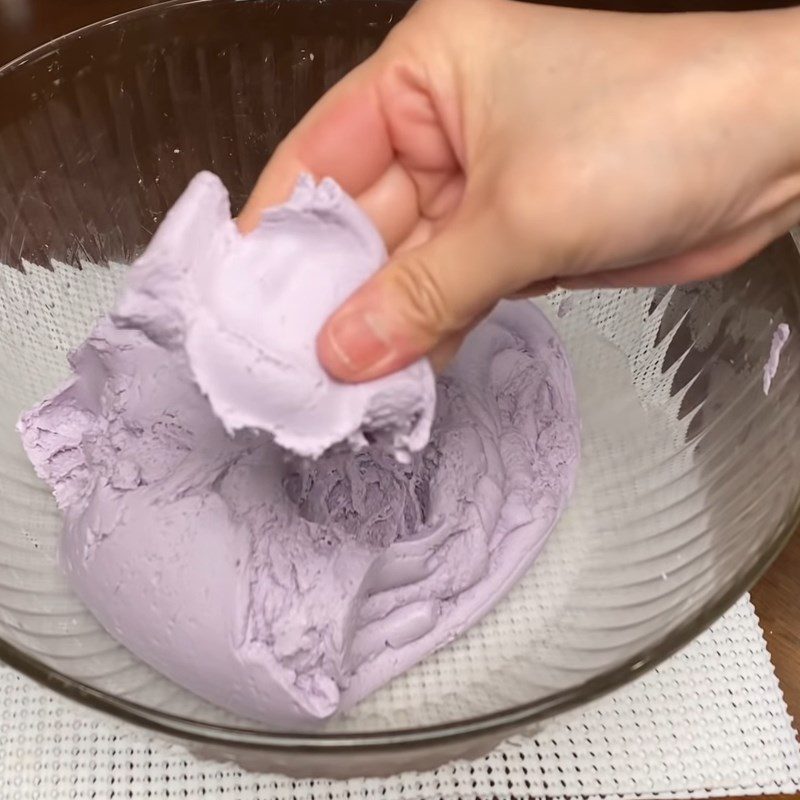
[744, 6, 800, 214]
[735, 6, 800, 170]
[682, 6, 800, 217]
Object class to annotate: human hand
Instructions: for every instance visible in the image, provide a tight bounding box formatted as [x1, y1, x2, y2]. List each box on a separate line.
[239, 0, 800, 381]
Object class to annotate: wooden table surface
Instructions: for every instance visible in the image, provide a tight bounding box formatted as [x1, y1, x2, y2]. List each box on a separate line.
[1, 1, 798, 797]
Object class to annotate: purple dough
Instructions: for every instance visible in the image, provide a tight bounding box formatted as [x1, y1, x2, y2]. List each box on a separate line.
[114, 172, 436, 461]
[18, 173, 581, 728]
[763, 323, 790, 395]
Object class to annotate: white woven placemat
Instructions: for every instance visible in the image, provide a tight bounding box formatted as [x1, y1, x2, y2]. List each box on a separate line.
[0, 595, 797, 800]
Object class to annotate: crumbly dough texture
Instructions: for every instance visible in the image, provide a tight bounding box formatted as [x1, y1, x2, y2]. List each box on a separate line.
[18, 174, 580, 728]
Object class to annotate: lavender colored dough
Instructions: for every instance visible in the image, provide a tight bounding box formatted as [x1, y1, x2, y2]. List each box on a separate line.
[763, 323, 790, 395]
[18, 173, 581, 728]
[114, 172, 436, 461]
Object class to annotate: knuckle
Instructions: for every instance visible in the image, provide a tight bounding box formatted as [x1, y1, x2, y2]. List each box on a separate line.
[389, 256, 459, 338]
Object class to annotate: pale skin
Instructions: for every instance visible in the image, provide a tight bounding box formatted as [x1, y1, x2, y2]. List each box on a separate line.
[238, 0, 800, 382]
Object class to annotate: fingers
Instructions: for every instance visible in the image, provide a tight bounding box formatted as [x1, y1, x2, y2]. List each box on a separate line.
[238, 57, 394, 233]
[356, 163, 420, 253]
[316, 212, 522, 382]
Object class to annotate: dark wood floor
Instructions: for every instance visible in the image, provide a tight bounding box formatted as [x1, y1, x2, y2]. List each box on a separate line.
[1, 2, 798, 798]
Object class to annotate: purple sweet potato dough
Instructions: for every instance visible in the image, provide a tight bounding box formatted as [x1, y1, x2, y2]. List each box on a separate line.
[763, 323, 790, 395]
[18, 173, 581, 729]
[113, 171, 436, 461]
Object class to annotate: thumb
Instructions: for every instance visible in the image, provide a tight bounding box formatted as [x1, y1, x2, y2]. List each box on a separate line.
[317, 215, 518, 382]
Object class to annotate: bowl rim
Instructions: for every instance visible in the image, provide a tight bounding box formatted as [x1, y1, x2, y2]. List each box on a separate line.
[1, 0, 799, 753]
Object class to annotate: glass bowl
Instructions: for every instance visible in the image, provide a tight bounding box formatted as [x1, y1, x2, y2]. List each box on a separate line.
[0, 0, 799, 779]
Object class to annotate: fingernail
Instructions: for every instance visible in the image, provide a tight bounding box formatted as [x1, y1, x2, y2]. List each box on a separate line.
[325, 309, 394, 377]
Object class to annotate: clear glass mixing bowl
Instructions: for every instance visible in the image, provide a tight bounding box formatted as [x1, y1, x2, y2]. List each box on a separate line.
[0, 0, 799, 779]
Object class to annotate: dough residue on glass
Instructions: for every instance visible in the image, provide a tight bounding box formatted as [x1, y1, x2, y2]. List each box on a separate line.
[763, 322, 790, 395]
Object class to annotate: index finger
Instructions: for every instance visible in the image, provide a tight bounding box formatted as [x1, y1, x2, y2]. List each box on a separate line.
[238, 58, 395, 232]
